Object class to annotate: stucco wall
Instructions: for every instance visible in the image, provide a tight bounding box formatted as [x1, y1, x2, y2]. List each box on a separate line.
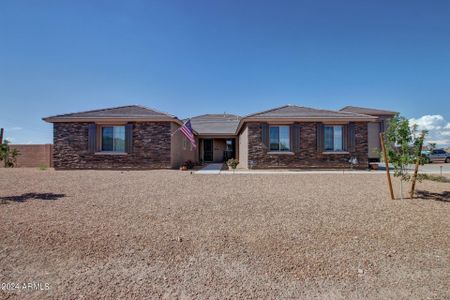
[238, 126, 248, 169]
[53, 122, 172, 169]
[246, 122, 368, 169]
[368, 122, 381, 159]
[170, 123, 198, 168]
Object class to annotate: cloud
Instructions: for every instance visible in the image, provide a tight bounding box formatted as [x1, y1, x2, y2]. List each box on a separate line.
[5, 126, 23, 131]
[409, 115, 450, 147]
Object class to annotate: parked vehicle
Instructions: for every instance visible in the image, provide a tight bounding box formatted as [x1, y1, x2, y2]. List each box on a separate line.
[426, 149, 450, 163]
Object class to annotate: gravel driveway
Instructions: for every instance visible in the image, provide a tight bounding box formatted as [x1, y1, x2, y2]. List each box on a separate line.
[0, 169, 449, 299]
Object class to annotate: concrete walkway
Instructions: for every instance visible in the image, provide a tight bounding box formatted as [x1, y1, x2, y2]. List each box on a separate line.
[196, 163, 223, 174]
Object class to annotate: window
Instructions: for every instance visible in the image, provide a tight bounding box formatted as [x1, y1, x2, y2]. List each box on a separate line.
[324, 125, 343, 151]
[101, 126, 125, 152]
[269, 126, 290, 151]
[226, 139, 233, 151]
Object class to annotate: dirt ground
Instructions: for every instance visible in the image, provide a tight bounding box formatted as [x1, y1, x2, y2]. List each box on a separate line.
[0, 169, 449, 299]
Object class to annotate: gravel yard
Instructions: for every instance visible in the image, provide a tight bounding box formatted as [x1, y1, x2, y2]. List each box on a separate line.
[0, 169, 449, 299]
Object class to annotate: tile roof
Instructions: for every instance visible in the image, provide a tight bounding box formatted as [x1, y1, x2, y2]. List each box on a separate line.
[244, 105, 376, 120]
[340, 106, 397, 116]
[43, 105, 178, 122]
[189, 114, 241, 135]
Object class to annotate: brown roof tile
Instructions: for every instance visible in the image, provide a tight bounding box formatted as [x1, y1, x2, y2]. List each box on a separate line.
[244, 105, 376, 120]
[190, 114, 241, 135]
[340, 106, 397, 116]
[43, 105, 178, 122]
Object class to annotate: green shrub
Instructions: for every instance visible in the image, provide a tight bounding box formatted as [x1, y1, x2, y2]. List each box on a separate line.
[0, 140, 20, 168]
[38, 164, 48, 171]
[227, 158, 239, 170]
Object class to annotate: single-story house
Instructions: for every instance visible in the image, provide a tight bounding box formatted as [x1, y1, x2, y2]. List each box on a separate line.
[43, 104, 396, 170]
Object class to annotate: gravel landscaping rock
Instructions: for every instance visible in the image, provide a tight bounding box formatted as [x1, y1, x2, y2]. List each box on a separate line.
[0, 169, 449, 299]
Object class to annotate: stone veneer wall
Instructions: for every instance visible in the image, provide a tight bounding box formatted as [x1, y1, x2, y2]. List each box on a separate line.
[246, 122, 368, 169]
[53, 122, 172, 169]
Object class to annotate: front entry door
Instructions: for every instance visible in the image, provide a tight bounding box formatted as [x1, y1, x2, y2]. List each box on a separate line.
[203, 139, 213, 162]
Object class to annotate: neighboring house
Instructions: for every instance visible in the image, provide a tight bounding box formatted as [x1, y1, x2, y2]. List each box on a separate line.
[44, 104, 394, 170]
[43, 105, 197, 169]
[340, 106, 397, 162]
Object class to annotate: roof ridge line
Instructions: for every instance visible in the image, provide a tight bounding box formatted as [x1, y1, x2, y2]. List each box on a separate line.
[242, 104, 291, 118]
[339, 105, 398, 115]
[43, 105, 138, 119]
[305, 106, 374, 117]
[133, 104, 177, 118]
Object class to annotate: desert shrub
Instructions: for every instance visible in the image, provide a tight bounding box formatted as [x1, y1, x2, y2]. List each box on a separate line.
[417, 174, 450, 183]
[38, 164, 48, 171]
[181, 160, 195, 169]
[0, 140, 20, 168]
[227, 158, 239, 170]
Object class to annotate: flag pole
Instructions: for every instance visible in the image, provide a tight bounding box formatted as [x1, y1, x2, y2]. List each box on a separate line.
[171, 119, 187, 136]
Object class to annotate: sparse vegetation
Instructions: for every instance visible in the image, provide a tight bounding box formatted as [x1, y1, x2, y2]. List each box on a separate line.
[38, 164, 48, 171]
[0, 140, 20, 168]
[180, 160, 195, 170]
[417, 173, 450, 183]
[227, 158, 239, 170]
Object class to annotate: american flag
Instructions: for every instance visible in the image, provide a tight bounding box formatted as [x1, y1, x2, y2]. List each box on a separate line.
[179, 120, 196, 148]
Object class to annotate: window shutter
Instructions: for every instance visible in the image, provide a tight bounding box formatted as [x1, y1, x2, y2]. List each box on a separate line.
[343, 125, 349, 151]
[88, 124, 96, 153]
[125, 123, 133, 154]
[261, 123, 269, 148]
[290, 123, 301, 152]
[347, 122, 356, 152]
[316, 123, 324, 151]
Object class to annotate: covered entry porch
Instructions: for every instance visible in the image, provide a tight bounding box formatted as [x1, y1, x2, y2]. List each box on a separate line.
[198, 136, 237, 163]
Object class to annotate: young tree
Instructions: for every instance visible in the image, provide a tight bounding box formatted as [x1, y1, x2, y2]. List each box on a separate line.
[384, 115, 427, 199]
[0, 140, 20, 168]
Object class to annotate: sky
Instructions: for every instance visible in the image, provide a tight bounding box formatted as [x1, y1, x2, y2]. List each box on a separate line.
[1, 0, 450, 145]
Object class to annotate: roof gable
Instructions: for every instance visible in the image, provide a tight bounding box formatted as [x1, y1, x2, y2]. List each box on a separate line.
[43, 105, 179, 123]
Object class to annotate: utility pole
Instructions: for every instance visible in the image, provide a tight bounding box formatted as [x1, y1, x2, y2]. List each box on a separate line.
[0, 128, 3, 144]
